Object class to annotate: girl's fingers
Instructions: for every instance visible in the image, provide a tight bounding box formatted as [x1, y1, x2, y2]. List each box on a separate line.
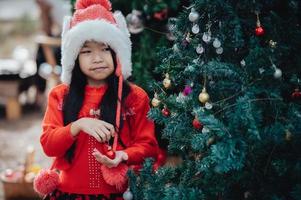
[94, 155, 114, 167]
[98, 126, 111, 141]
[94, 153, 107, 164]
[101, 122, 115, 136]
[109, 130, 115, 138]
[92, 149, 118, 167]
[91, 130, 102, 142]
[85, 127, 101, 142]
[94, 128, 106, 142]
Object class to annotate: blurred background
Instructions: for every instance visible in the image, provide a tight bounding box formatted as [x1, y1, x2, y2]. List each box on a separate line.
[0, 0, 51, 199]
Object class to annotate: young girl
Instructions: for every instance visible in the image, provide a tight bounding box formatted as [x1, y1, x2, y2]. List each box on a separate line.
[40, 0, 159, 199]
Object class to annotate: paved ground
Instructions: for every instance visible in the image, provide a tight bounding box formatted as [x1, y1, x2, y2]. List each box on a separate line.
[0, 106, 51, 200]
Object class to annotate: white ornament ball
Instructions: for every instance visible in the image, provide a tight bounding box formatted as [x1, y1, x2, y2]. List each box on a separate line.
[216, 47, 224, 55]
[202, 32, 211, 43]
[213, 38, 221, 48]
[196, 45, 204, 54]
[123, 189, 134, 200]
[274, 68, 282, 79]
[192, 24, 200, 34]
[126, 10, 144, 34]
[188, 9, 199, 22]
[240, 59, 246, 67]
[202, 127, 210, 134]
[205, 102, 213, 110]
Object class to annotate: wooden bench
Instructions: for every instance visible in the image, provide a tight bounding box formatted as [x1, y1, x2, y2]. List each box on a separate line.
[0, 80, 22, 120]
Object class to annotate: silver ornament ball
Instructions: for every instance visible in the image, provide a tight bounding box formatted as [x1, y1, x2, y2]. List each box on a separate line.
[205, 102, 213, 110]
[192, 24, 200, 34]
[202, 32, 211, 43]
[213, 38, 221, 48]
[126, 10, 144, 34]
[123, 189, 133, 200]
[202, 127, 210, 134]
[240, 59, 246, 67]
[216, 47, 223, 54]
[188, 9, 199, 22]
[274, 68, 282, 79]
[196, 45, 204, 54]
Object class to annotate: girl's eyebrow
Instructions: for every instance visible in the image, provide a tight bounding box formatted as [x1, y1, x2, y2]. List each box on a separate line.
[82, 43, 108, 48]
[100, 43, 109, 48]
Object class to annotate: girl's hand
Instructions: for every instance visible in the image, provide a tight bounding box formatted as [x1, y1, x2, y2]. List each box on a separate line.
[71, 118, 115, 142]
[92, 148, 128, 168]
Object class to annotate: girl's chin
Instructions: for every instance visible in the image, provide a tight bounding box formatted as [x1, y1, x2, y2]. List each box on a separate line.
[87, 73, 111, 80]
[88, 75, 110, 82]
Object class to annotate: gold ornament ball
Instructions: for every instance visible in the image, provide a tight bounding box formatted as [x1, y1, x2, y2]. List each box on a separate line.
[206, 137, 215, 146]
[199, 88, 210, 103]
[285, 130, 292, 141]
[269, 40, 277, 48]
[151, 98, 161, 107]
[163, 78, 171, 89]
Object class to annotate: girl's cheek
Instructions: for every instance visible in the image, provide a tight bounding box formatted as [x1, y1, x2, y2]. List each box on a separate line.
[80, 55, 92, 63]
[100, 52, 111, 59]
[102, 53, 113, 64]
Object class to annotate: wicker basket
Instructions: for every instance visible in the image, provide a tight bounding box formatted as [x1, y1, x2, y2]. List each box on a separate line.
[1, 179, 41, 200]
[1, 147, 42, 199]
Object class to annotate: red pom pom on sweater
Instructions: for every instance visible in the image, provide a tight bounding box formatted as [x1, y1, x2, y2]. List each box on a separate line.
[33, 169, 60, 196]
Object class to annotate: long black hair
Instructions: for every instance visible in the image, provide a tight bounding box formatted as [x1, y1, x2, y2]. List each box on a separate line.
[62, 49, 131, 163]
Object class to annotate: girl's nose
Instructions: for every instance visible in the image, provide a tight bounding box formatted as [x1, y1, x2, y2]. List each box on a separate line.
[93, 52, 104, 63]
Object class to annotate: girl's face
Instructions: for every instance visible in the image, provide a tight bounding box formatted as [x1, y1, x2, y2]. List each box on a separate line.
[79, 41, 114, 86]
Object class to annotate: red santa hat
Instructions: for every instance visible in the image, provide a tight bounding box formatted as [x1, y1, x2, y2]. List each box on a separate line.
[61, 0, 132, 84]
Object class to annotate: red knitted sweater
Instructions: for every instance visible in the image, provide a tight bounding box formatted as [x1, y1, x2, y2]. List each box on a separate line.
[40, 83, 158, 195]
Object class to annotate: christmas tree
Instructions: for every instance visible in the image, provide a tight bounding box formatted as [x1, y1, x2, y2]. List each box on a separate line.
[127, 0, 301, 199]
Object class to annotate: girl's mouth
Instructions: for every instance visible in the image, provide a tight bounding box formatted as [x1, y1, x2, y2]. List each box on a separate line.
[91, 66, 108, 72]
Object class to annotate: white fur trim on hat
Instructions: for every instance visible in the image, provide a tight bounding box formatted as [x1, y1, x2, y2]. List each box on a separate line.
[113, 11, 130, 37]
[61, 19, 132, 84]
[61, 16, 72, 38]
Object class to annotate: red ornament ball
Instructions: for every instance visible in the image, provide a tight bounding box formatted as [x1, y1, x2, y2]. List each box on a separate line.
[106, 150, 116, 159]
[255, 26, 265, 36]
[153, 8, 168, 21]
[193, 118, 203, 130]
[162, 108, 170, 117]
[292, 89, 301, 99]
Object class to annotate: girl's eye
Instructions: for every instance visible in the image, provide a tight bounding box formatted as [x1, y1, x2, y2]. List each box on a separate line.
[103, 47, 110, 51]
[80, 50, 91, 54]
